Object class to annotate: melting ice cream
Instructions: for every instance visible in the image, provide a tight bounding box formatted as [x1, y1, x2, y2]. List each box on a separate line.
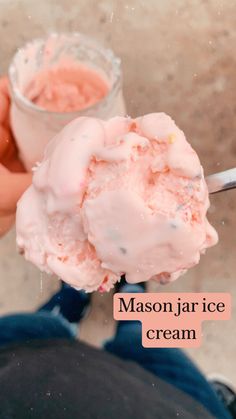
[16, 113, 218, 292]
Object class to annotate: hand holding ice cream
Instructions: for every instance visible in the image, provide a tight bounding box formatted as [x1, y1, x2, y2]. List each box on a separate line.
[0, 77, 32, 236]
[16, 113, 218, 291]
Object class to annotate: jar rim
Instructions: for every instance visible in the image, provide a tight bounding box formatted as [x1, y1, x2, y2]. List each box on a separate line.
[9, 31, 122, 119]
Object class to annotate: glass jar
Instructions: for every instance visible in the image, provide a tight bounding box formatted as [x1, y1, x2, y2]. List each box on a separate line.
[9, 32, 126, 170]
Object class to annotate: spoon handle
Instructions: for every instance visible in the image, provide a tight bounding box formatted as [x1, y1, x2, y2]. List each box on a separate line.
[206, 168, 236, 194]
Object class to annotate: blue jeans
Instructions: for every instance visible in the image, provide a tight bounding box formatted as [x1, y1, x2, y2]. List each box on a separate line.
[0, 310, 230, 419]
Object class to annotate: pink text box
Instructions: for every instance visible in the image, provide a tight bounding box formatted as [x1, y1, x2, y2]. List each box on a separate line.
[113, 293, 231, 348]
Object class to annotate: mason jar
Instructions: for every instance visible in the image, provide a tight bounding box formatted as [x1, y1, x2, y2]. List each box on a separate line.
[9, 32, 126, 170]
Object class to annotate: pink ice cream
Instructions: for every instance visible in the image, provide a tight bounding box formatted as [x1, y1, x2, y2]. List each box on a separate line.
[16, 113, 218, 292]
[25, 61, 109, 112]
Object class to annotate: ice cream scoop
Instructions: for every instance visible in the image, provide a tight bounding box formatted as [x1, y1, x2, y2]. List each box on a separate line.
[206, 168, 236, 194]
[16, 113, 218, 292]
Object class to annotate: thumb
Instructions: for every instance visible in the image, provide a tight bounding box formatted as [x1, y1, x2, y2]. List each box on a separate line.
[0, 169, 32, 216]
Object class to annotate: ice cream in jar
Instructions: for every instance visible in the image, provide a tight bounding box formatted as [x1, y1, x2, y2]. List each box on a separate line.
[9, 32, 126, 170]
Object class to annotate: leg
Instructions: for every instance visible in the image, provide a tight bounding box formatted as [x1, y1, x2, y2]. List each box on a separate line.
[38, 283, 90, 323]
[0, 311, 76, 347]
[0, 283, 91, 347]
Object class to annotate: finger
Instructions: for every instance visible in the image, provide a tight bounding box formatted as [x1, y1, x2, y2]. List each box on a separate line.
[0, 77, 10, 128]
[0, 172, 32, 216]
[0, 125, 12, 157]
[0, 124, 25, 172]
[0, 91, 9, 124]
[5, 156, 25, 172]
[0, 77, 10, 98]
[0, 214, 15, 237]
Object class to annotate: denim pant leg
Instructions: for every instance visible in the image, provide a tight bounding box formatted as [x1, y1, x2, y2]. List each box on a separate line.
[0, 311, 76, 348]
[104, 320, 230, 419]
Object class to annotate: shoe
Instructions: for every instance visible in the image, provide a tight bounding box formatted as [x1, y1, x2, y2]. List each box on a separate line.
[38, 282, 91, 323]
[115, 275, 146, 293]
[209, 374, 236, 418]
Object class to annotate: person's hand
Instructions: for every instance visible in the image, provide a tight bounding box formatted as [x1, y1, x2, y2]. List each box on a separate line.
[0, 76, 32, 236]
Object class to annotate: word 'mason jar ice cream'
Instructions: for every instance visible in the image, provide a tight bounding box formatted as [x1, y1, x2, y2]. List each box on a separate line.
[16, 113, 218, 292]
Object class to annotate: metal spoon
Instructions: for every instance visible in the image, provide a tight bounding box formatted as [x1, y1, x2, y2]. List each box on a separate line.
[206, 168, 236, 194]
